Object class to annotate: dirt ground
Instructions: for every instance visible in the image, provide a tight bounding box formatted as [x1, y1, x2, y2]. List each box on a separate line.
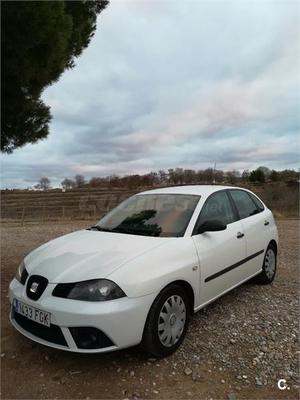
[1, 220, 299, 400]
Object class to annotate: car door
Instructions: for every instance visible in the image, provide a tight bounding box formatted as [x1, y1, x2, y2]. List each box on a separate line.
[192, 190, 247, 307]
[228, 189, 270, 276]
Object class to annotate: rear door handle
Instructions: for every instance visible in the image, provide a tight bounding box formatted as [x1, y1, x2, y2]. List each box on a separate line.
[237, 232, 244, 239]
[264, 221, 269, 226]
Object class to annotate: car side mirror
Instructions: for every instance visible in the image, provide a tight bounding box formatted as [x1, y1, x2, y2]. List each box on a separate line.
[194, 219, 227, 235]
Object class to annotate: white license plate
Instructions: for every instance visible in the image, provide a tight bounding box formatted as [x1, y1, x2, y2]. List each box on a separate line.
[13, 299, 51, 327]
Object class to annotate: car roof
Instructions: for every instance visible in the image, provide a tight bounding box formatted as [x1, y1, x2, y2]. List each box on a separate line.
[139, 185, 247, 197]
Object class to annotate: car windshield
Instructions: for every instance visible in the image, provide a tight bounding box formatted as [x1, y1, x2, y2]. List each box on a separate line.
[94, 194, 200, 237]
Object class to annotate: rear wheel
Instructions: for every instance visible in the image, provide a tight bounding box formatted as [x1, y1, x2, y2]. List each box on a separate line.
[142, 284, 190, 357]
[255, 244, 277, 284]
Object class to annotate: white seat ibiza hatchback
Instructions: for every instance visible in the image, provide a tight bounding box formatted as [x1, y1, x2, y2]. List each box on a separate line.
[9, 186, 278, 357]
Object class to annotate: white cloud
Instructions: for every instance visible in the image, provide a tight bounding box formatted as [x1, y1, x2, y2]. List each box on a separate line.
[1, 0, 299, 188]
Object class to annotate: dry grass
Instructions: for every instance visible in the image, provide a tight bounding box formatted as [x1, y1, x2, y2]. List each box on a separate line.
[1, 183, 298, 223]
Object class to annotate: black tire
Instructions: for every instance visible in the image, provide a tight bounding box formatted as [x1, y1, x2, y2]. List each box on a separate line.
[142, 284, 190, 358]
[255, 243, 277, 285]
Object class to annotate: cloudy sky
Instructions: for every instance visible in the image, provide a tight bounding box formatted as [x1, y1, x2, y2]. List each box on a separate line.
[1, 0, 299, 188]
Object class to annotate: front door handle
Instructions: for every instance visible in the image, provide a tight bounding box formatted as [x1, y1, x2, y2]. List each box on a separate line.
[264, 220, 269, 226]
[237, 232, 244, 239]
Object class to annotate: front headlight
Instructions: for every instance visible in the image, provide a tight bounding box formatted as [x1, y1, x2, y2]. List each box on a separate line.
[52, 279, 126, 301]
[15, 260, 28, 284]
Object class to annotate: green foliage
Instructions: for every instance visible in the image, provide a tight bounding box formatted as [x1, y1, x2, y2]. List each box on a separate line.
[249, 169, 266, 183]
[82, 167, 299, 189]
[257, 166, 271, 178]
[1, 0, 108, 153]
[278, 169, 299, 182]
[270, 170, 280, 182]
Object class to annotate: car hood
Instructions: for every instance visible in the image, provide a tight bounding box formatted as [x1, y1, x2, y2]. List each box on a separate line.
[24, 229, 170, 283]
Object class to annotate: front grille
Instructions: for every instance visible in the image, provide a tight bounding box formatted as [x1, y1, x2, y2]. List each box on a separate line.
[13, 311, 67, 347]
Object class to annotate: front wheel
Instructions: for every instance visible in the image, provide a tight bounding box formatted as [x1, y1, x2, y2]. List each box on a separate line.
[255, 244, 277, 284]
[142, 284, 190, 358]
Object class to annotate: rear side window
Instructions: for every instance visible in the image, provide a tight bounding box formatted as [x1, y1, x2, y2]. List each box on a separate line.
[197, 191, 236, 226]
[248, 193, 264, 212]
[229, 190, 260, 219]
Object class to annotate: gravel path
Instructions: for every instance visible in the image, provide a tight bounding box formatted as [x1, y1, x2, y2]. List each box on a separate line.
[1, 219, 299, 399]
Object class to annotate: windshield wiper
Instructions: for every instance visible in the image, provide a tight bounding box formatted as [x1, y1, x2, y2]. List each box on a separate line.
[112, 226, 160, 237]
[87, 226, 113, 232]
[88, 225, 160, 236]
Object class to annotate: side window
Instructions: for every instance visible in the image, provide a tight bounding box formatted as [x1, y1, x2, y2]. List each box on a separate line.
[229, 190, 259, 219]
[197, 191, 236, 226]
[249, 193, 264, 212]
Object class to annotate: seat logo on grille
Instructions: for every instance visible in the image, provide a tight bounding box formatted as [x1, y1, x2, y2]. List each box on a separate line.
[30, 282, 39, 293]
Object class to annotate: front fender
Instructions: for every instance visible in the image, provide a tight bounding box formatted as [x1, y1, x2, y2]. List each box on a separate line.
[108, 237, 200, 307]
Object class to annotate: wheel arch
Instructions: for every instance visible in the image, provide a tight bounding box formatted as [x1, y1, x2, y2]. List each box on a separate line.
[141, 279, 194, 356]
[142, 279, 195, 346]
[171, 280, 195, 314]
[151, 280, 195, 315]
[269, 239, 278, 255]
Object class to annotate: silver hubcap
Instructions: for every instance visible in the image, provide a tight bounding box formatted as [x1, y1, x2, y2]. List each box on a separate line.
[158, 295, 186, 347]
[264, 248, 276, 279]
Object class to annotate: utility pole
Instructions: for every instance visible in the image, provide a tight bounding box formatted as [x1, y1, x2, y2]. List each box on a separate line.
[213, 162, 216, 184]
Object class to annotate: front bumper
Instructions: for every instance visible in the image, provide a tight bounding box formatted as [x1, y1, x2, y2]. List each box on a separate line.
[9, 278, 157, 353]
